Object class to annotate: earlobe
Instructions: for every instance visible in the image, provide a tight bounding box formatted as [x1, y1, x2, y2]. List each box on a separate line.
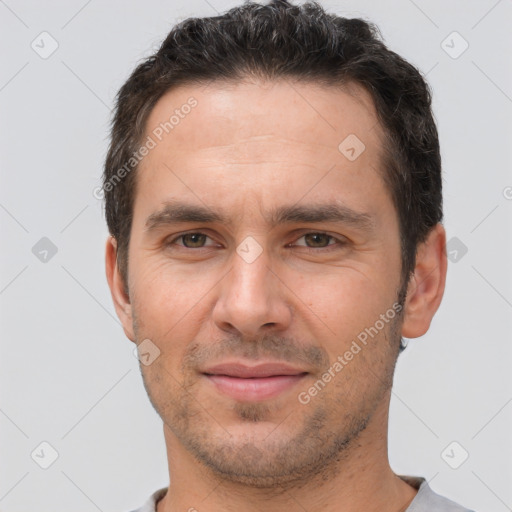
[105, 236, 136, 341]
[401, 223, 447, 339]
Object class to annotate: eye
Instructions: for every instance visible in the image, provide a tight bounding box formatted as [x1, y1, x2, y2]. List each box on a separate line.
[166, 231, 345, 252]
[169, 232, 216, 248]
[293, 232, 340, 249]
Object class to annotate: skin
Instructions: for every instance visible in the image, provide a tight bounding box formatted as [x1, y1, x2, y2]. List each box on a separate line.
[106, 79, 447, 512]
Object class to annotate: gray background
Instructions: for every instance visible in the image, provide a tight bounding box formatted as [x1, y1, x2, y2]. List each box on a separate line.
[1, 0, 511, 511]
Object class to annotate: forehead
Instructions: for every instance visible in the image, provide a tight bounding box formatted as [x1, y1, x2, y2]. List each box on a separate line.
[135, 79, 389, 222]
[143, 78, 382, 157]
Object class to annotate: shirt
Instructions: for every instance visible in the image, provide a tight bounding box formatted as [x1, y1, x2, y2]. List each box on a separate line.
[128, 475, 475, 512]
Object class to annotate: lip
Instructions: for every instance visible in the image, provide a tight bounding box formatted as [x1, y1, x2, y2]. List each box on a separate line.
[204, 374, 308, 401]
[202, 361, 307, 378]
[202, 362, 308, 401]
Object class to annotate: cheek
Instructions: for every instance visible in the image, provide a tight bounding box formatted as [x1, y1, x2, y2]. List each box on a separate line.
[290, 263, 396, 335]
[130, 249, 212, 301]
[128, 258, 206, 338]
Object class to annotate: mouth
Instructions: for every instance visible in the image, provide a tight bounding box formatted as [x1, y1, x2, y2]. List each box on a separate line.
[202, 362, 309, 401]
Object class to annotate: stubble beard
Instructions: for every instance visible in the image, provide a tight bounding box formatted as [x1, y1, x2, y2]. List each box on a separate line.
[134, 307, 403, 491]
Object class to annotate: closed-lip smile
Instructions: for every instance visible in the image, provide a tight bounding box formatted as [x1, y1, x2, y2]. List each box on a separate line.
[202, 361, 309, 401]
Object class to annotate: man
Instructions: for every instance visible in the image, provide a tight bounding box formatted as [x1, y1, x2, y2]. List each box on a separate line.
[103, 1, 474, 511]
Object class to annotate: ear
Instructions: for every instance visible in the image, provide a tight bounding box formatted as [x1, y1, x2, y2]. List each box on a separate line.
[105, 236, 135, 342]
[401, 223, 447, 338]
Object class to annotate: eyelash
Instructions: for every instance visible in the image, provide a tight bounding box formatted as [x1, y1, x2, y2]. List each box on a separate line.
[166, 231, 346, 253]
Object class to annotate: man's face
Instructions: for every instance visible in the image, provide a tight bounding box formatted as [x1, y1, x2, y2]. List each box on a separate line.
[121, 79, 405, 486]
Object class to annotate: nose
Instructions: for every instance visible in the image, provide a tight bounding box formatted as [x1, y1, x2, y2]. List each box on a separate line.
[212, 241, 292, 338]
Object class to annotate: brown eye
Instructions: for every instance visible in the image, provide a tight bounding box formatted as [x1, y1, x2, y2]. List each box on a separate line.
[180, 233, 207, 248]
[302, 233, 334, 247]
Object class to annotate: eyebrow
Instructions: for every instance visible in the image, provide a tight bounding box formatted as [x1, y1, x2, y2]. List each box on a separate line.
[145, 199, 376, 233]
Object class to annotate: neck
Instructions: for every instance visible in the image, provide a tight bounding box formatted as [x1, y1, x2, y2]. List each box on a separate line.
[157, 396, 417, 512]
